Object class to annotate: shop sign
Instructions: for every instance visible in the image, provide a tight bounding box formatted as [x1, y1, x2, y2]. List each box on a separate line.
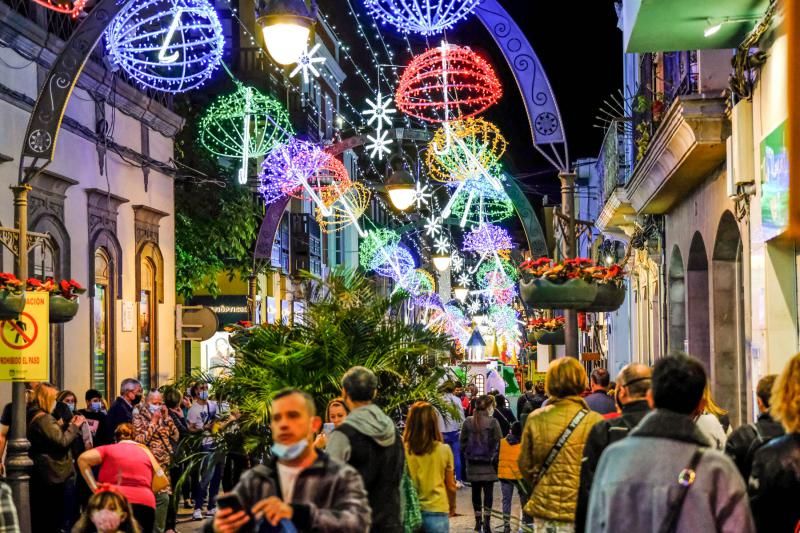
[761, 121, 789, 241]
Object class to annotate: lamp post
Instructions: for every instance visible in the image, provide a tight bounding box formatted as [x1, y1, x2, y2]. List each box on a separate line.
[257, 0, 317, 65]
[560, 172, 579, 358]
[385, 167, 416, 211]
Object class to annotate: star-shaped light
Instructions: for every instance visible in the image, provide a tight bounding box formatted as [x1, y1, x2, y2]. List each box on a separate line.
[424, 215, 442, 237]
[413, 181, 432, 209]
[366, 129, 393, 159]
[434, 237, 450, 255]
[451, 252, 464, 272]
[467, 298, 482, 315]
[290, 43, 326, 83]
[363, 90, 396, 129]
[457, 273, 471, 287]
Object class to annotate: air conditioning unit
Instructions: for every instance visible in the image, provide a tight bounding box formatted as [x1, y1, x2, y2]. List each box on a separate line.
[726, 99, 754, 198]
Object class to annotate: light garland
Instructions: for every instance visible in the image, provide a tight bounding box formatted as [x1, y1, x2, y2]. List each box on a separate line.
[396, 44, 502, 123]
[33, 0, 86, 18]
[462, 224, 512, 256]
[105, 0, 225, 93]
[363, 0, 482, 35]
[374, 244, 415, 278]
[426, 118, 507, 183]
[317, 182, 371, 234]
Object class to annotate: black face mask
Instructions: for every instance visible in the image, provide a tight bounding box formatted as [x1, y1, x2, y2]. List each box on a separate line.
[132, 394, 142, 406]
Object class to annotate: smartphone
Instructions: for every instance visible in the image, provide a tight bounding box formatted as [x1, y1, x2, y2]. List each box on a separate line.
[323, 422, 335, 435]
[216, 493, 245, 514]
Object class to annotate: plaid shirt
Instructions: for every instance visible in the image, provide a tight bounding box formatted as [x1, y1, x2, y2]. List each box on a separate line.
[0, 482, 19, 532]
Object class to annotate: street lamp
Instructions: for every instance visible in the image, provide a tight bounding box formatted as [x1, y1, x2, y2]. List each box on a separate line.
[257, 0, 316, 65]
[453, 285, 469, 302]
[385, 167, 416, 211]
[432, 253, 451, 271]
[466, 328, 486, 361]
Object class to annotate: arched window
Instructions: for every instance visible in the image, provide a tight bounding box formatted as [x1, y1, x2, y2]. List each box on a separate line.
[92, 249, 113, 400]
[138, 257, 157, 392]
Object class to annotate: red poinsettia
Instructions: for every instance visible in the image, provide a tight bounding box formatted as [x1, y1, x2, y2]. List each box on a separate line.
[51, 279, 86, 300]
[519, 258, 626, 284]
[528, 316, 565, 331]
[0, 273, 24, 293]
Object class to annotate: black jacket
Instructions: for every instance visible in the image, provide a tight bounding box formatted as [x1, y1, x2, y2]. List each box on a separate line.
[26, 406, 79, 483]
[517, 392, 545, 418]
[493, 406, 516, 436]
[575, 400, 650, 533]
[748, 433, 800, 533]
[104, 397, 133, 443]
[202, 451, 371, 533]
[725, 413, 785, 481]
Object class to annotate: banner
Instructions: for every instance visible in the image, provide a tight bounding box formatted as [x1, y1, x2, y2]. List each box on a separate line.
[0, 292, 50, 382]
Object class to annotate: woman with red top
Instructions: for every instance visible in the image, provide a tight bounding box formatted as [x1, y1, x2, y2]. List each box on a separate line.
[77, 422, 156, 532]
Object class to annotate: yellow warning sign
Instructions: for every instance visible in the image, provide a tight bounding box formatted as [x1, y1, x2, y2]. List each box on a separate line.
[0, 292, 49, 382]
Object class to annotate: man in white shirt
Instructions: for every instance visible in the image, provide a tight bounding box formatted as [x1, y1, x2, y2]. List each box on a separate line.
[188, 382, 223, 521]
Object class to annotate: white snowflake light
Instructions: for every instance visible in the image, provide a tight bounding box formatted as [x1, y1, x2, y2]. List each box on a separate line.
[434, 237, 450, 255]
[467, 298, 482, 315]
[366, 129, 393, 159]
[413, 181, 432, 209]
[290, 43, 326, 83]
[363, 90, 396, 129]
[457, 273, 471, 287]
[424, 215, 442, 237]
[451, 253, 464, 272]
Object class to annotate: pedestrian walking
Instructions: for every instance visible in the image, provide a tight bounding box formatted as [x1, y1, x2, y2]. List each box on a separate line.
[404, 401, 457, 533]
[498, 422, 524, 533]
[27, 382, 86, 532]
[460, 394, 502, 532]
[78, 389, 110, 447]
[575, 363, 652, 533]
[209, 388, 371, 533]
[58, 389, 91, 529]
[583, 368, 615, 415]
[518, 357, 603, 533]
[164, 388, 190, 533]
[104, 379, 143, 444]
[437, 382, 464, 486]
[725, 374, 784, 480]
[748, 353, 800, 533]
[696, 384, 730, 450]
[133, 391, 179, 533]
[492, 395, 516, 437]
[72, 488, 142, 533]
[585, 353, 755, 533]
[77, 422, 158, 533]
[516, 381, 545, 422]
[326, 367, 405, 533]
[187, 382, 223, 521]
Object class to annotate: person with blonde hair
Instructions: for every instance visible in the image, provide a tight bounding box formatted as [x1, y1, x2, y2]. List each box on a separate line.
[404, 401, 456, 533]
[695, 383, 730, 450]
[749, 353, 800, 532]
[518, 357, 604, 532]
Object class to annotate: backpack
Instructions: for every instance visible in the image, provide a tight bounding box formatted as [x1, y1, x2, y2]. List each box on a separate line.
[465, 417, 495, 463]
[744, 421, 783, 470]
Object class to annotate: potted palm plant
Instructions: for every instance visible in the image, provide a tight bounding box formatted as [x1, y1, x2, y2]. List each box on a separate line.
[0, 273, 25, 319]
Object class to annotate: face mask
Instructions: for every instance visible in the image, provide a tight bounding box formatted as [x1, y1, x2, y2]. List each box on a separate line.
[149, 404, 161, 414]
[66, 403, 75, 412]
[199, 391, 209, 401]
[487, 407, 495, 417]
[271, 439, 308, 461]
[131, 394, 142, 406]
[91, 401, 103, 412]
[91, 509, 122, 532]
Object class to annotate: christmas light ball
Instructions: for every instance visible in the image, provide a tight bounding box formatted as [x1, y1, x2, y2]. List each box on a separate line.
[449, 178, 514, 224]
[374, 244, 415, 278]
[427, 119, 507, 183]
[462, 224, 512, 256]
[33, 0, 86, 18]
[106, 0, 224, 93]
[317, 182, 372, 234]
[396, 44, 502, 123]
[360, 229, 402, 272]
[476, 259, 518, 287]
[199, 84, 293, 160]
[363, 0, 482, 35]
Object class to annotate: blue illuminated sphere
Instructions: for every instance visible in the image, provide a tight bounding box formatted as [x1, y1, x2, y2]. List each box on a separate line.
[363, 0, 482, 35]
[106, 0, 224, 93]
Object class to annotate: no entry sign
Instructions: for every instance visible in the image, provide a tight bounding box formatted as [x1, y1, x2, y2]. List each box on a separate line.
[0, 293, 49, 382]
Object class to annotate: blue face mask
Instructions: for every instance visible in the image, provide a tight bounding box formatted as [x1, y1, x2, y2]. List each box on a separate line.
[148, 404, 161, 414]
[199, 391, 209, 401]
[66, 403, 74, 412]
[90, 401, 103, 412]
[271, 439, 308, 461]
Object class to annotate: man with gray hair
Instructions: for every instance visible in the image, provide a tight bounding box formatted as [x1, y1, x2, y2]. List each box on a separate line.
[326, 366, 404, 533]
[104, 378, 142, 443]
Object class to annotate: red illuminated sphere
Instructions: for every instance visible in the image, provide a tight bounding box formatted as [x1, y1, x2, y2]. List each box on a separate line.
[395, 44, 502, 123]
[33, 0, 86, 17]
[285, 151, 351, 203]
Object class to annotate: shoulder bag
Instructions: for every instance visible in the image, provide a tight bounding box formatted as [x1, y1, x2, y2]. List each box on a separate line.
[135, 443, 171, 493]
[657, 447, 705, 533]
[529, 408, 588, 494]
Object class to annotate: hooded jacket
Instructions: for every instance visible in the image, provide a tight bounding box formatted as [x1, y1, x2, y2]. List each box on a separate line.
[202, 451, 371, 533]
[326, 404, 404, 533]
[585, 409, 755, 533]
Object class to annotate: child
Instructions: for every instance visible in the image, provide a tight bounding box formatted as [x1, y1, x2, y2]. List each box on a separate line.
[498, 421, 524, 533]
[72, 486, 142, 533]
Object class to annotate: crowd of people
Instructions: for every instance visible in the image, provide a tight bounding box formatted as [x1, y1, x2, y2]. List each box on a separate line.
[0, 352, 796, 533]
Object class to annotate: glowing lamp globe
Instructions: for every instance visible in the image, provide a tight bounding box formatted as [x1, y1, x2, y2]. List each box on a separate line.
[106, 0, 225, 93]
[432, 254, 451, 271]
[396, 44, 502, 123]
[454, 286, 469, 302]
[257, 0, 315, 65]
[385, 168, 416, 211]
[363, 0, 482, 35]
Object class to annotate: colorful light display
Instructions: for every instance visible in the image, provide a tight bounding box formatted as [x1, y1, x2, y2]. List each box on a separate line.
[33, 0, 86, 18]
[448, 177, 514, 225]
[462, 224, 512, 256]
[359, 228, 401, 272]
[476, 259, 518, 285]
[396, 44, 502, 123]
[426, 118, 507, 183]
[363, 0, 482, 35]
[289, 44, 326, 83]
[317, 182, 371, 234]
[373, 244, 415, 278]
[105, 0, 224, 93]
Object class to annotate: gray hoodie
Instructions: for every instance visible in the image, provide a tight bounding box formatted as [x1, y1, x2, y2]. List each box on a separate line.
[326, 404, 396, 461]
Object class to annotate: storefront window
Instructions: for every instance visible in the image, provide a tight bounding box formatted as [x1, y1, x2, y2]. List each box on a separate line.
[138, 259, 156, 391]
[92, 249, 111, 401]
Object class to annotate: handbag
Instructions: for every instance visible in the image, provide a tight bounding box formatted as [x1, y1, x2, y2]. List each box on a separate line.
[529, 409, 588, 494]
[657, 447, 705, 533]
[401, 465, 423, 533]
[135, 443, 171, 493]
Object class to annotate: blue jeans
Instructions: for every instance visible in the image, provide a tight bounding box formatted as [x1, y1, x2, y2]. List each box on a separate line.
[193, 447, 223, 511]
[501, 480, 526, 528]
[421, 511, 450, 533]
[442, 430, 461, 482]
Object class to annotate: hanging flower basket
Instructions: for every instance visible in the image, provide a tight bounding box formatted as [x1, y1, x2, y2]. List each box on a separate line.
[0, 291, 25, 320]
[27, 278, 85, 324]
[50, 295, 79, 324]
[585, 283, 627, 312]
[531, 328, 565, 345]
[519, 278, 598, 309]
[518, 258, 627, 311]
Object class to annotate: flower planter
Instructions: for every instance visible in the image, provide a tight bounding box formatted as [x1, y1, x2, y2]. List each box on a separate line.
[532, 328, 565, 345]
[586, 283, 626, 312]
[519, 278, 598, 310]
[50, 295, 79, 324]
[0, 291, 25, 320]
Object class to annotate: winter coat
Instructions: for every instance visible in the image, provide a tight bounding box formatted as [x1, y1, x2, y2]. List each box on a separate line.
[202, 451, 371, 533]
[326, 404, 404, 533]
[516, 392, 545, 418]
[497, 435, 521, 481]
[26, 406, 79, 484]
[585, 409, 755, 533]
[696, 412, 728, 450]
[460, 412, 502, 482]
[518, 396, 603, 522]
[725, 412, 785, 481]
[575, 400, 650, 533]
[748, 433, 800, 533]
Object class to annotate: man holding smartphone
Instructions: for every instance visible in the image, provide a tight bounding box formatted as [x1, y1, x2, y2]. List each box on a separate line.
[209, 389, 371, 533]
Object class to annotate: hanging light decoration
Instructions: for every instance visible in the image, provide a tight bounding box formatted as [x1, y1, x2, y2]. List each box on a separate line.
[256, 0, 316, 65]
[359, 228, 401, 272]
[317, 182, 371, 234]
[395, 44, 502, 123]
[33, 0, 86, 18]
[476, 259, 518, 286]
[426, 118, 507, 183]
[363, 0, 482, 35]
[448, 177, 514, 225]
[105, 0, 225, 93]
[373, 244, 415, 278]
[489, 305, 522, 345]
[462, 224, 512, 256]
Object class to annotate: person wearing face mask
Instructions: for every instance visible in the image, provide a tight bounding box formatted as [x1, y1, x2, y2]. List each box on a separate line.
[79, 390, 111, 446]
[104, 379, 143, 445]
[133, 391, 179, 533]
[188, 382, 223, 521]
[72, 488, 143, 533]
[58, 390, 93, 529]
[210, 388, 371, 533]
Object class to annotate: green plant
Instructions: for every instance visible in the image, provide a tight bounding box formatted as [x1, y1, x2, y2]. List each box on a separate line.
[635, 122, 651, 162]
